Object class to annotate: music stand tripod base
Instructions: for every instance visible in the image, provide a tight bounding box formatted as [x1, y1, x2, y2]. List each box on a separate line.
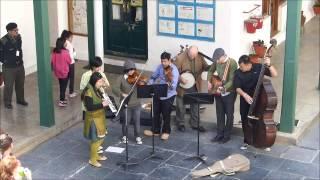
[185, 154, 208, 163]
[182, 93, 214, 165]
[137, 84, 168, 162]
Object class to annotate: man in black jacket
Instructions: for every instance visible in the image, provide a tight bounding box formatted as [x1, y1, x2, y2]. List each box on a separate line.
[0, 22, 28, 109]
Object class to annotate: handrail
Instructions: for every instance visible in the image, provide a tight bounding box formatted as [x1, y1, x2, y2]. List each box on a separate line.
[243, 4, 261, 13]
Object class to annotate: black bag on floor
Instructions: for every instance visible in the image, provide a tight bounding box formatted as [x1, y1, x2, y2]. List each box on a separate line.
[105, 96, 118, 118]
[118, 106, 152, 126]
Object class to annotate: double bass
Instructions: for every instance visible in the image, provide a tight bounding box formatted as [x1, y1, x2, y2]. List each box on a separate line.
[245, 39, 278, 148]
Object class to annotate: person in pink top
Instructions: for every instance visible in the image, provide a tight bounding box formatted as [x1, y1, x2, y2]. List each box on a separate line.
[51, 38, 71, 107]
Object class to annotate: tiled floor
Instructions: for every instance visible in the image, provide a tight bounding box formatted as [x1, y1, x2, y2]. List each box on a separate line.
[20, 120, 319, 179]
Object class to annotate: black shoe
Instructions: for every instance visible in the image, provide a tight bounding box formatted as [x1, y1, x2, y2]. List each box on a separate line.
[17, 101, 28, 106]
[178, 125, 185, 132]
[192, 126, 206, 132]
[219, 137, 230, 144]
[211, 135, 223, 143]
[5, 104, 13, 109]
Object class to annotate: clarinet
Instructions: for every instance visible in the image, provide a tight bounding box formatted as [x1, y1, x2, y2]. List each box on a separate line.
[99, 87, 117, 113]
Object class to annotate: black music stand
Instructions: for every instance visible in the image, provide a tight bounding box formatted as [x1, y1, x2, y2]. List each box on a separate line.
[116, 90, 139, 170]
[137, 84, 168, 160]
[183, 93, 214, 164]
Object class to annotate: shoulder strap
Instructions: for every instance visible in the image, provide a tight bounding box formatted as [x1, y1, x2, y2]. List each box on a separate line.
[222, 59, 231, 82]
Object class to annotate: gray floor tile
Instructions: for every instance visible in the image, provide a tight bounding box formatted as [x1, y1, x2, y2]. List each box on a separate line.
[281, 146, 318, 163]
[166, 153, 201, 170]
[279, 159, 320, 179]
[252, 154, 285, 171]
[121, 158, 161, 174]
[264, 170, 304, 180]
[34, 152, 87, 178]
[19, 154, 48, 172]
[231, 166, 270, 179]
[313, 151, 319, 164]
[71, 165, 113, 180]
[104, 170, 147, 180]
[149, 164, 190, 180]
[134, 147, 174, 163]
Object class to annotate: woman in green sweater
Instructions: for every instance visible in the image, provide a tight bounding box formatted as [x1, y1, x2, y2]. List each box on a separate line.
[82, 72, 109, 168]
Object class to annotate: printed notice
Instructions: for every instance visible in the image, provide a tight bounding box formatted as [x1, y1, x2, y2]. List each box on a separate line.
[197, 23, 214, 38]
[159, 20, 176, 34]
[178, 5, 194, 20]
[196, 6, 214, 21]
[177, 0, 194, 3]
[196, 0, 214, 5]
[159, 3, 175, 18]
[178, 22, 195, 36]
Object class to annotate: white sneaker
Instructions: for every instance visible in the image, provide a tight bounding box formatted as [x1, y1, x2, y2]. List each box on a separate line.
[69, 92, 77, 98]
[58, 101, 67, 107]
[136, 137, 143, 145]
[240, 143, 248, 150]
[121, 136, 128, 143]
[265, 147, 271, 152]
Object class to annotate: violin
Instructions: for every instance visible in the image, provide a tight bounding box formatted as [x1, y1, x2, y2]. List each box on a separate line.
[127, 70, 148, 86]
[164, 65, 173, 83]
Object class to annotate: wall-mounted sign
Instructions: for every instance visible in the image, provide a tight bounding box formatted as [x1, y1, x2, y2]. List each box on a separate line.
[68, 0, 88, 36]
[158, 0, 216, 41]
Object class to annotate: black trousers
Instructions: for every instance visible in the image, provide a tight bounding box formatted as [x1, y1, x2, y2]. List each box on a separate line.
[240, 98, 250, 143]
[68, 63, 75, 94]
[153, 95, 175, 134]
[214, 92, 236, 139]
[58, 78, 69, 101]
[3, 65, 25, 105]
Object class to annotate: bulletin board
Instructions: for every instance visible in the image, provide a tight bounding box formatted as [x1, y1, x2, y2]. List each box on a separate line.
[158, 0, 215, 41]
[68, 0, 88, 36]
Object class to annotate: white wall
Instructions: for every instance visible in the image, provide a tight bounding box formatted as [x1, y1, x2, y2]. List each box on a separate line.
[0, 0, 37, 75]
[274, 0, 316, 43]
[52, 0, 316, 71]
[48, 0, 59, 47]
[48, 0, 88, 61]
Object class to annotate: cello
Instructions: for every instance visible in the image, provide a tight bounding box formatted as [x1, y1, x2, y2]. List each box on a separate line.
[245, 39, 278, 148]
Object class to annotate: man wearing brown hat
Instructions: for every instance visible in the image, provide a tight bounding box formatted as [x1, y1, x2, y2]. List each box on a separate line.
[0, 22, 28, 109]
[207, 48, 237, 143]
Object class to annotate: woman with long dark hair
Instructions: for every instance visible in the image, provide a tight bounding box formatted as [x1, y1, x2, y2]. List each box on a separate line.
[82, 72, 109, 167]
[51, 37, 71, 107]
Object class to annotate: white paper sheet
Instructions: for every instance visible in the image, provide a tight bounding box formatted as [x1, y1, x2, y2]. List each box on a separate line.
[105, 146, 125, 153]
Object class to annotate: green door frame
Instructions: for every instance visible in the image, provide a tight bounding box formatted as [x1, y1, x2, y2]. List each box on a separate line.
[86, 0, 96, 63]
[33, 0, 55, 127]
[279, 0, 302, 133]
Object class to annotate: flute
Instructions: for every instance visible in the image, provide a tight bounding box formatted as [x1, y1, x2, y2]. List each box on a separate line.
[99, 87, 117, 113]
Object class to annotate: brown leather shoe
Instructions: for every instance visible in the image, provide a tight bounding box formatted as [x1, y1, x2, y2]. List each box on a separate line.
[144, 130, 160, 137]
[161, 133, 170, 140]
